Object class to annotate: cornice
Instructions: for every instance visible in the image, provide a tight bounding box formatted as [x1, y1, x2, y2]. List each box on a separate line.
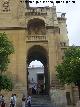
[0, 27, 26, 30]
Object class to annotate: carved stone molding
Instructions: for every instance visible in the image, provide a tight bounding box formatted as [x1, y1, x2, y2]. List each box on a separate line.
[2, 0, 10, 12]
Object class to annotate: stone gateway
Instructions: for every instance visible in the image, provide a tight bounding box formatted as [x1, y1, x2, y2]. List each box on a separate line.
[1, 0, 78, 106]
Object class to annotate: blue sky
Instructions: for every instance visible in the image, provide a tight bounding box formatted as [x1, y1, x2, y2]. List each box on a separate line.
[29, 0, 80, 46]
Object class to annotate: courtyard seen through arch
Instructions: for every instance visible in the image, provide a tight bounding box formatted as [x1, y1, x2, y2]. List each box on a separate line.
[27, 45, 50, 95]
[28, 60, 45, 95]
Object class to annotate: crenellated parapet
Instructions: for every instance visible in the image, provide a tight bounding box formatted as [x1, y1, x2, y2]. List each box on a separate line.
[25, 7, 48, 16]
[0, 0, 59, 28]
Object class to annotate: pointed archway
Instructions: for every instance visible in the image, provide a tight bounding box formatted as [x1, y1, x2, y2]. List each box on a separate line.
[27, 45, 50, 95]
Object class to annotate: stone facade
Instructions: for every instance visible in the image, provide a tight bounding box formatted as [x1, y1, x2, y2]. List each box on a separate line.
[1, 0, 77, 105]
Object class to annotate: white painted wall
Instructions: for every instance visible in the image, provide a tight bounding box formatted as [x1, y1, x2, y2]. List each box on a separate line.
[28, 67, 44, 84]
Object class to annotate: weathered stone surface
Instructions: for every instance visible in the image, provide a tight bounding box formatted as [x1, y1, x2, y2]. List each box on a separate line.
[76, 100, 80, 107]
[1, 1, 78, 106]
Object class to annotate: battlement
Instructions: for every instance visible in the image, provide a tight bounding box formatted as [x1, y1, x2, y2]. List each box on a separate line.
[25, 6, 51, 16]
[25, 8, 47, 16]
[57, 13, 66, 21]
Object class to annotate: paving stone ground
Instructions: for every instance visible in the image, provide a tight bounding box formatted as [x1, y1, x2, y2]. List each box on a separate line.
[25, 95, 54, 107]
[25, 95, 75, 107]
[5, 94, 76, 107]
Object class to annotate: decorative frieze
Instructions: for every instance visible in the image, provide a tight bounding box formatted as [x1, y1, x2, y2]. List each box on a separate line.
[26, 35, 47, 42]
[2, 0, 10, 12]
[25, 8, 47, 16]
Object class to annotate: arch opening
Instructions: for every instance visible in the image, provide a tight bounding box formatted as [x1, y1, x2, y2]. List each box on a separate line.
[27, 18, 46, 35]
[27, 45, 49, 95]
